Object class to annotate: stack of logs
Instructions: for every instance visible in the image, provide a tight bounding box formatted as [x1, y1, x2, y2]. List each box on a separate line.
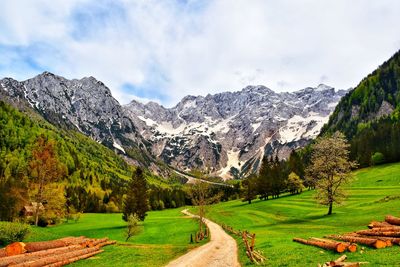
[221, 224, 266, 265]
[293, 214, 400, 253]
[326, 215, 400, 249]
[0, 236, 116, 267]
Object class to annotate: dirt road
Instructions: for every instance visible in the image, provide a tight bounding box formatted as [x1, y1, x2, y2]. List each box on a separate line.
[165, 209, 240, 267]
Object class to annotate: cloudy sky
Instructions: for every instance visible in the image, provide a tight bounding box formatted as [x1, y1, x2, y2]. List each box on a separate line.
[1, 0, 400, 107]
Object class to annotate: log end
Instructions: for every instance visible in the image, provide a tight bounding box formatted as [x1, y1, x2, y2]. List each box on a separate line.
[336, 243, 347, 253]
[5, 242, 26, 256]
[374, 240, 387, 249]
[347, 243, 357, 253]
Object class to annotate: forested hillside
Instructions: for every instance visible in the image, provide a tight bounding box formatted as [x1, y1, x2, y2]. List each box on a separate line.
[0, 101, 188, 221]
[321, 50, 400, 166]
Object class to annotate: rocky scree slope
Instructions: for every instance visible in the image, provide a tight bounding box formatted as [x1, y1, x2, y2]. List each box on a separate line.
[124, 84, 347, 179]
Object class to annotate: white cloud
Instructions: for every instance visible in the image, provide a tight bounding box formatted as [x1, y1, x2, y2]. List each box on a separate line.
[0, 0, 400, 107]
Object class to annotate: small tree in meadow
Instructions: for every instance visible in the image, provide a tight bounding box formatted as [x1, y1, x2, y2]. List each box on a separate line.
[123, 168, 149, 221]
[306, 132, 357, 215]
[287, 172, 304, 195]
[125, 214, 140, 241]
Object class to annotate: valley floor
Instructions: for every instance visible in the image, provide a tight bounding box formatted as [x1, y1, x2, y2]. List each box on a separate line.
[24, 162, 400, 266]
[25, 209, 205, 267]
[198, 162, 400, 266]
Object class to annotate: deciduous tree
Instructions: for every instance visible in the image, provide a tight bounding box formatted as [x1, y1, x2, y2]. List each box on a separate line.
[306, 132, 357, 215]
[29, 136, 66, 226]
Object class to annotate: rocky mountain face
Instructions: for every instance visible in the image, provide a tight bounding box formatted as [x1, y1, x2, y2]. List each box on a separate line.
[1, 71, 347, 179]
[124, 84, 348, 179]
[0, 72, 149, 161]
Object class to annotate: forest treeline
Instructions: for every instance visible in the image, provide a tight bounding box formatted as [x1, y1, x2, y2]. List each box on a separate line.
[321, 49, 400, 167]
[0, 101, 191, 222]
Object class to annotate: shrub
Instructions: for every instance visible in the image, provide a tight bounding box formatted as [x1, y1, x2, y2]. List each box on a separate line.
[125, 214, 140, 241]
[371, 152, 385, 165]
[0, 222, 30, 245]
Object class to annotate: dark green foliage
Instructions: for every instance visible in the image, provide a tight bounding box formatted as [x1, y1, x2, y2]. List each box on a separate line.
[0, 101, 188, 221]
[321, 50, 400, 167]
[371, 152, 385, 165]
[123, 168, 149, 221]
[241, 175, 258, 204]
[349, 113, 400, 167]
[0, 222, 30, 245]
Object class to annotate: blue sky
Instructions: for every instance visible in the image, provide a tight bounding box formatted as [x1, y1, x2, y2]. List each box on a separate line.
[1, 0, 400, 107]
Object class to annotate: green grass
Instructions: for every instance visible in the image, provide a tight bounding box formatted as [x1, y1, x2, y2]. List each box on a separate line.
[195, 163, 400, 266]
[25, 208, 204, 267]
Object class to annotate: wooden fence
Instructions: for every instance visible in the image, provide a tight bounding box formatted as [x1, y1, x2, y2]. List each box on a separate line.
[221, 224, 266, 265]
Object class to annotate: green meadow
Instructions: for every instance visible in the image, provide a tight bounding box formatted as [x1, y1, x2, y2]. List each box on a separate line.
[25, 208, 203, 267]
[198, 162, 400, 266]
[24, 162, 400, 266]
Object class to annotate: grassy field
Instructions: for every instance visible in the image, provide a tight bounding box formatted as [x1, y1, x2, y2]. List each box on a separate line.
[25, 208, 203, 267]
[195, 163, 400, 266]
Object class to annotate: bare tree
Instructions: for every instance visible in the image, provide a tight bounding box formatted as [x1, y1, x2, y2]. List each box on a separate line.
[306, 132, 357, 215]
[188, 181, 221, 239]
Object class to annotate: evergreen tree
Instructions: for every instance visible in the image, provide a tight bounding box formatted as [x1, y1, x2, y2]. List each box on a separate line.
[241, 175, 257, 204]
[123, 168, 149, 221]
[257, 156, 272, 200]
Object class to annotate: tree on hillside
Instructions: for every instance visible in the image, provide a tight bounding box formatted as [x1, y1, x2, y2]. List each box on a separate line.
[241, 175, 258, 204]
[306, 132, 357, 215]
[257, 157, 273, 200]
[287, 172, 304, 195]
[29, 136, 66, 226]
[123, 167, 149, 221]
[288, 150, 305, 179]
[270, 156, 287, 198]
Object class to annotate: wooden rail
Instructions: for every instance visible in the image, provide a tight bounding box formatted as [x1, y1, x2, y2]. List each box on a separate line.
[221, 224, 266, 265]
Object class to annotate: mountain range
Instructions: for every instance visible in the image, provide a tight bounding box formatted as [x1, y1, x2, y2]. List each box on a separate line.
[1, 73, 347, 179]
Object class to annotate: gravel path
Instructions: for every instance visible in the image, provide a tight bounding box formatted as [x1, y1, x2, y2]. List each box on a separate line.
[165, 209, 240, 267]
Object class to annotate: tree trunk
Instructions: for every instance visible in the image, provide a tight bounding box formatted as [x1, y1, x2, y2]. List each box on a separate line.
[34, 207, 40, 227]
[0, 245, 82, 266]
[356, 229, 400, 237]
[352, 234, 400, 245]
[327, 202, 333, 215]
[327, 234, 387, 249]
[10, 247, 101, 267]
[293, 237, 347, 253]
[368, 221, 393, 229]
[385, 215, 400, 226]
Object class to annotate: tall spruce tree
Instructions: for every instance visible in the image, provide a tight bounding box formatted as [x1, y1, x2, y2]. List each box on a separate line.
[257, 156, 272, 200]
[123, 168, 149, 221]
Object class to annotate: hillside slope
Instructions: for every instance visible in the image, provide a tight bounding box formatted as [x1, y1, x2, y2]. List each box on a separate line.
[320, 50, 400, 166]
[202, 162, 400, 266]
[0, 101, 187, 218]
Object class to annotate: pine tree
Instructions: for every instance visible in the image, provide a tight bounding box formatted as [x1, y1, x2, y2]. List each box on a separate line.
[123, 168, 149, 221]
[257, 156, 272, 200]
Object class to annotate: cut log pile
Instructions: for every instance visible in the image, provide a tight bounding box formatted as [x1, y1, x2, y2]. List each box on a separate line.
[293, 238, 356, 253]
[221, 224, 266, 265]
[0, 236, 116, 267]
[327, 214, 400, 249]
[319, 255, 369, 267]
[293, 214, 400, 254]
